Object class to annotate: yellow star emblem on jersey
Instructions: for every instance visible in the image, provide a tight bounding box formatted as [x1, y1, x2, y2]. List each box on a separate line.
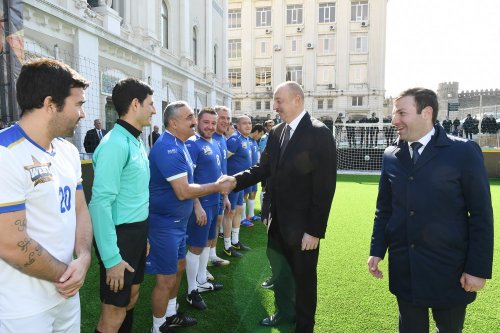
[24, 156, 53, 186]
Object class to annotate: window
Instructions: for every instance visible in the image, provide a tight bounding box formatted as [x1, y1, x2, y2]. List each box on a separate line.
[161, 1, 168, 48]
[318, 34, 334, 54]
[352, 96, 363, 106]
[256, 7, 271, 27]
[317, 65, 335, 85]
[327, 99, 334, 108]
[228, 39, 241, 58]
[318, 99, 324, 109]
[256, 101, 262, 110]
[319, 3, 336, 23]
[256, 39, 271, 57]
[351, 1, 369, 21]
[255, 66, 272, 87]
[228, 9, 241, 28]
[265, 101, 271, 110]
[351, 35, 368, 53]
[192, 27, 198, 65]
[228, 68, 241, 87]
[349, 64, 367, 83]
[235, 101, 241, 111]
[287, 5, 303, 24]
[286, 66, 303, 85]
[287, 36, 302, 56]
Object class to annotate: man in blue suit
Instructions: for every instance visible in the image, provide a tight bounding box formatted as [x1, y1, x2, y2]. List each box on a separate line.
[367, 88, 493, 333]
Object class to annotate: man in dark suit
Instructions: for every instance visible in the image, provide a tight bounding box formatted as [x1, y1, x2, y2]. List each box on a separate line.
[83, 118, 107, 153]
[367, 88, 493, 333]
[148, 125, 160, 147]
[221, 81, 337, 333]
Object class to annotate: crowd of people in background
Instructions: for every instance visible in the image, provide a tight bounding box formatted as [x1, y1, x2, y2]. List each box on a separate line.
[328, 113, 499, 148]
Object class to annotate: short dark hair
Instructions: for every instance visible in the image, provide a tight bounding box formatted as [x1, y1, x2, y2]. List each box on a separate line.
[251, 124, 264, 133]
[16, 58, 89, 116]
[198, 107, 217, 120]
[112, 78, 154, 117]
[396, 88, 439, 123]
[163, 101, 189, 129]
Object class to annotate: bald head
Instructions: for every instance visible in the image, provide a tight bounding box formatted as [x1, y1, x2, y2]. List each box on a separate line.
[273, 81, 305, 124]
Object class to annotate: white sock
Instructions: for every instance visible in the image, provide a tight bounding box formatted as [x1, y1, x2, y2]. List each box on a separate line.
[185, 251, 200, 293]
[241, 202, 247, 219]
[153, 315, 165, 332]
[231, 228, 240, 244]
[166, 297, 177, 318]
[197, 247, 210, 284]
[224, 237, 232, 250]
[209, 246, 217, 259]
[248, 199, 255, 217]
[260, 191, 264, 207]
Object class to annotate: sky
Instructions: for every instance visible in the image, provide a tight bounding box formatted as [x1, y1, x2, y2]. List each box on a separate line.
[385, 0, 500, 97]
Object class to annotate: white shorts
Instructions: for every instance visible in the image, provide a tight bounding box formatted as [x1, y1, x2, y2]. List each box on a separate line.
[0, 295, 80, 333]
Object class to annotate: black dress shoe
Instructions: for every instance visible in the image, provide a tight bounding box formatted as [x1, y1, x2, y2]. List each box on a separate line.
[260, 314, 283, 326]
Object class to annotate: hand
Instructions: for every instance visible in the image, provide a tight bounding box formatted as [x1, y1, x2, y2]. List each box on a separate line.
[54, 254, 91, 298]
[223, 195, 231, 212]
[460, 273, 486, 292]
[217, 175, 236, 195]
[367, 256, 383, 279]
[106, 260, 135, 293]
[194, 203, 207, 226]
[301, 233, 319, 251]
[146, 238, 150, 257]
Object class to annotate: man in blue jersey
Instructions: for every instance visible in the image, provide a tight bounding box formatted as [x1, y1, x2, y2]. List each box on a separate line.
[223, 115, 253, 256]
[184, 108, 227, 310]
[148, 101, 232, 333]
[211, 106, 233, 264]
[258, 119, 275, 154]
[241, 124, 265, 225]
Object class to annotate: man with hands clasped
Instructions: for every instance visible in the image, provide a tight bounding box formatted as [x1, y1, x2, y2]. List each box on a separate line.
[368, 88, 493, 333]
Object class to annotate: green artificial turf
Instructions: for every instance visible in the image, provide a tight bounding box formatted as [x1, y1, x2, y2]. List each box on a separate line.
[80, 175, 500, 332]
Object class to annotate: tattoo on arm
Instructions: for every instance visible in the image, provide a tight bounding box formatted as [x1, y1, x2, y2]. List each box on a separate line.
[15, 218, 26, 231]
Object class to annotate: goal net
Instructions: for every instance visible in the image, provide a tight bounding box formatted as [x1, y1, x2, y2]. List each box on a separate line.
[333, 122, 396, 174]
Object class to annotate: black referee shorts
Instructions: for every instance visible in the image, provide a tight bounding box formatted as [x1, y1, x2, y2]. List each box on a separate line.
[94, 220, 148, 307]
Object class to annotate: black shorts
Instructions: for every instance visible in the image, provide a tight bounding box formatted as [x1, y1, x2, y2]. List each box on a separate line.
[94, 220, 148, 307]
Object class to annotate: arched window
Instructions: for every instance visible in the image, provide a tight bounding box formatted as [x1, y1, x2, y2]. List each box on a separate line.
[161, 1, 168, 48]
[213, 45, 217, 74]
[192, 27, 198, 65]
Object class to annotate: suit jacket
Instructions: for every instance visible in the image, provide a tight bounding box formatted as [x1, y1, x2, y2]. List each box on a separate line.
[370, 125, 493, 308]
[84, 128, 107, 153]
[234, 112, 337, 244]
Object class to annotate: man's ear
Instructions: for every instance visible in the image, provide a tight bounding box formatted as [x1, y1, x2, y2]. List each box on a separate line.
[422, 106, 433, 120]
[43, 96, 55, 113]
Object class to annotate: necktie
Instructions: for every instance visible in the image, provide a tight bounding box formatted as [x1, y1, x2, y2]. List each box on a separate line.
[279, 125, 291, 159]
[98, 130, 102, 139]
[411, 142, 423, 164]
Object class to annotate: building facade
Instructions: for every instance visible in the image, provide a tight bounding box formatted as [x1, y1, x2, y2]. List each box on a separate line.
[227, 0, 387, 123]
[18, 0, 231, 153]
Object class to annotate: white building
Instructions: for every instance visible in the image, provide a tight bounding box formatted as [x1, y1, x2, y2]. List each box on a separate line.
[227, 0, 387, 122]
[21, 0, 232, 153]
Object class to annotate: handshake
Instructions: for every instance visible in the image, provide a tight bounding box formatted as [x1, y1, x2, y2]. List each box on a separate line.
[216, 175, 237, 195]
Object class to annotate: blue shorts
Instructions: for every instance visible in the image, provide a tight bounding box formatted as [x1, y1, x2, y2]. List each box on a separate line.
[228, 190, 244, 210]
[187, 204, 219, 247]
[146, 214, 188, 275]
